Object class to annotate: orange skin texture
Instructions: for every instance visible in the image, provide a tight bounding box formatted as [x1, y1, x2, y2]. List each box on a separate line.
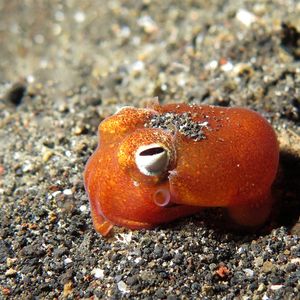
[84, 104, 279, 236]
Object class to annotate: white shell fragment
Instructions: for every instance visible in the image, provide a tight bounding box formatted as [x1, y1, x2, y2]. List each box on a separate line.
[135, 143, 169, 176]
[117, 280, 130, 293]
[236, 8, 257, 27]
[91, 268, 104, 279]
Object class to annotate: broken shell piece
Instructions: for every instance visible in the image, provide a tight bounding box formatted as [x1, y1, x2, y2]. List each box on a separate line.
[135, 143, 169, 176]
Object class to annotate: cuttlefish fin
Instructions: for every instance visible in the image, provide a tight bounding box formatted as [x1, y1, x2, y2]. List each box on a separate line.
[92, 212, 114, 236]
[227, 191, 274, 228]
[89, 193, 114, 236]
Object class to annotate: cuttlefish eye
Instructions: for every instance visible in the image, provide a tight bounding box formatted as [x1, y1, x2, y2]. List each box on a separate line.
[117, 128, 176, 183]
[135, 144, 170, 176]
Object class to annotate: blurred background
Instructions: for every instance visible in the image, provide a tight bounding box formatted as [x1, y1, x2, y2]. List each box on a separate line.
[0, 0, 299, 122]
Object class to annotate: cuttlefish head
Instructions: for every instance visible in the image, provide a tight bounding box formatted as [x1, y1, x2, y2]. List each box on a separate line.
[85, 105, 202, 232]
[117, 126, 178, 208]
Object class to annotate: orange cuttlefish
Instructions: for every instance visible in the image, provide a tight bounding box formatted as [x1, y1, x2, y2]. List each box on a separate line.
[84, 103, 279, 236]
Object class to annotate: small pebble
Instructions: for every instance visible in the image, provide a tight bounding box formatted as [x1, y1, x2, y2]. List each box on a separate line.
[262, 261, 275, 273]
[5, 268, 17, 277]
[63, 189, 73, 195]
[92, 268, 104, 279]
[236, 8, 257, 27]
[79, 205, 87, 212]
[64, 258, 73, 265]
[117, 281, 130, 294]
[243, 268, 254, 277]
[270, 285, 283, 290]
[254, 257, 264, 267]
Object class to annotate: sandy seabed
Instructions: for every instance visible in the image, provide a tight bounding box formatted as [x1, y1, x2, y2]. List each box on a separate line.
[0, 1, 299, 299]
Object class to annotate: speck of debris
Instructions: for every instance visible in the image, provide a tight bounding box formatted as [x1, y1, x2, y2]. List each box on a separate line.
[145, 112, 209, 141]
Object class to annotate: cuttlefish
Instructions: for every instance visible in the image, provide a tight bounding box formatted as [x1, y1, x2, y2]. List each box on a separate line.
[84, 103, 279, 236]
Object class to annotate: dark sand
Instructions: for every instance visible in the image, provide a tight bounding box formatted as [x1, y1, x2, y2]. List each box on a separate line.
[0, 1, 299, 299]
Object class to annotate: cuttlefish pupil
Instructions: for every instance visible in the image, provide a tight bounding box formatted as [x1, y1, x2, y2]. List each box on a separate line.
[139, 147, 165, 156]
